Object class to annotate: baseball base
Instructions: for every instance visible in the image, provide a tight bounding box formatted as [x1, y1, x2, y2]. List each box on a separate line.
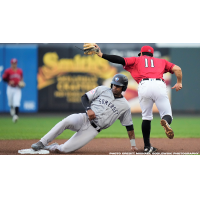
[18, 148, 50, 154]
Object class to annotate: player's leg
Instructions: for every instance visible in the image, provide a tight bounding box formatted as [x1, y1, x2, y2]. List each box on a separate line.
[142, 120, 151, 147]
[140, 99, 156, 152]
[6, 86, 14, 116]
[45, 124, 99, 153]
[162, 115, 172, 124]
[154, 82, 174, 139]
[138, 81, 154, 121]
[138, 81, 157, 153]
[31, 113, 86, 150]
[10, 106, 15, 116]
[156, 100, 174, 139]
[12, 87, 21, 123]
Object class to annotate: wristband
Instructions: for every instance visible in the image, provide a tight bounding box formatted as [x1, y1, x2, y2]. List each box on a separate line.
[130, 139, 136, 146]
[86, 107, 91, 111]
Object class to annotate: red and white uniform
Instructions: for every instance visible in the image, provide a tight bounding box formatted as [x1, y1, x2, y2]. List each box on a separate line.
[2, 68, 23, 87]
[2, 68, 23, 107]
[123, 56, 175, 84]
[123, 55, 175, 120]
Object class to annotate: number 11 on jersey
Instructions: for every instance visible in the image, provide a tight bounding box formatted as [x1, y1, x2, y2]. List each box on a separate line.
[145, 58, 155, 68]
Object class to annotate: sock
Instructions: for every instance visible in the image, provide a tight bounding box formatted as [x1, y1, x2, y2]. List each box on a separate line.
[15, 107, 19, 115]
[162, 115, 172, 125]
[142, 120, 151, 147]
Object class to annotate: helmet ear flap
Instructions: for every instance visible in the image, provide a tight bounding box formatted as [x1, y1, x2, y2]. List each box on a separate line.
[110, 84, 113, 89]
[122, 86, 127, 91]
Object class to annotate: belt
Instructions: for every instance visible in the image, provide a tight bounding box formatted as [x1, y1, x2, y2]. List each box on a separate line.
[140, 78, 164, 83]
[91, 122, 101, 132]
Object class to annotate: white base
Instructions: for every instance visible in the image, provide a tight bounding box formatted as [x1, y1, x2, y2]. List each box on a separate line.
[18, 148, 50, 154]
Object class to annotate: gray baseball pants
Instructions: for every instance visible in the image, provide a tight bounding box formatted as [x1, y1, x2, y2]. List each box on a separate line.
[40, 113, 99, 153]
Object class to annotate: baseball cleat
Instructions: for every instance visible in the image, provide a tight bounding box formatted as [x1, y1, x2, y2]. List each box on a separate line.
[44, 143, 59, 152]
[160, 119, 174, 139]
[31, 141, 45, 151]
[12, 115, 18, 123]
[144, 146, 157, 153]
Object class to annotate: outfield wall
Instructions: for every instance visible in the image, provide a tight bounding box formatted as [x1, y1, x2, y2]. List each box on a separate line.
[0, 45, 38, 112]
[170, 48, 200, 113]
[0, 44, 199, 113]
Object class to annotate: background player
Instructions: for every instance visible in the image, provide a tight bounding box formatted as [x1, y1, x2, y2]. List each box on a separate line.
[2, 58, 23, 123]
[95, 44, 182, 153]
[31, 74, 138, 153]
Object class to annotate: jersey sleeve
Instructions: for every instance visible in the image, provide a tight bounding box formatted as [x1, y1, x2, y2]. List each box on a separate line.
[2, 69, 9, 80]
[86, 86, 101, 103]
[119, 108, 133, 126]
[164, 60, 175, 74]
[123, 57, 137, 72]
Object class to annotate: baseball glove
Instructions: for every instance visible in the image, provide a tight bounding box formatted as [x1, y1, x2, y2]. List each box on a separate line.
[18, 81, 26, 88]
[83, 43, 99, 55]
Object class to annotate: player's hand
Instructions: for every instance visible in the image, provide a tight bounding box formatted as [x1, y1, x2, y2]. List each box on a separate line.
[94, 44, 103, 57]
[9, 80, 15, 86]
[87, 109, 96, 120]
[172, 83, 182, 91]
[131, 146, 138, 152]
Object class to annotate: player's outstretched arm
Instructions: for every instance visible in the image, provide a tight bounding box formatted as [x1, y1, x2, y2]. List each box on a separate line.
[94, 44, 125, 65]
[171, 65, 182, 91]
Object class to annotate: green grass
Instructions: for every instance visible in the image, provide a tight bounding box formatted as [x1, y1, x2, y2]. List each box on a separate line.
[0, 115, 200, 140]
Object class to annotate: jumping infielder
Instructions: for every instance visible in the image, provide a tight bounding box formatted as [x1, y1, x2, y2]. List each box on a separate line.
[2, 58, 23, 123]
[32, 74, 138, 153]
[95, 45, 182, 153]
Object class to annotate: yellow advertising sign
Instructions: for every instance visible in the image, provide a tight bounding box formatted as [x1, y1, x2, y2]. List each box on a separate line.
[38, 53, 117, 103]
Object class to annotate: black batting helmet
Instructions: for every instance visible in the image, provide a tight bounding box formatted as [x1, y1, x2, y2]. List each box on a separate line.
[111, 74, 128, 91]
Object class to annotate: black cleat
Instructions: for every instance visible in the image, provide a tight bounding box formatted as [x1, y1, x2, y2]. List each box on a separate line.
[144, 146, 157, 153]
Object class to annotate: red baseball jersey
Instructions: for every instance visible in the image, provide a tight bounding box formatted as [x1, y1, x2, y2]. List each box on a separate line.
[123, 55, 175, 84]
[2, 68, 23, 87]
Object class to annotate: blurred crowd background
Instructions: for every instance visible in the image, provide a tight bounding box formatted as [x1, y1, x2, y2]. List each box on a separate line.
[0, 43, 199, 114]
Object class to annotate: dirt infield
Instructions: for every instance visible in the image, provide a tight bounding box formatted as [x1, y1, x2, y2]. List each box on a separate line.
[0, 138, 199, 155]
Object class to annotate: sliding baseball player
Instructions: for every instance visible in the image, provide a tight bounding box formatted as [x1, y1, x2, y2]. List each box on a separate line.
[31, 74, 138, 153]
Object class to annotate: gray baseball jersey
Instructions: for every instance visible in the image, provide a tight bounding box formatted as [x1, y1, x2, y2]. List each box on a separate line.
[86, 86, 133, 129]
